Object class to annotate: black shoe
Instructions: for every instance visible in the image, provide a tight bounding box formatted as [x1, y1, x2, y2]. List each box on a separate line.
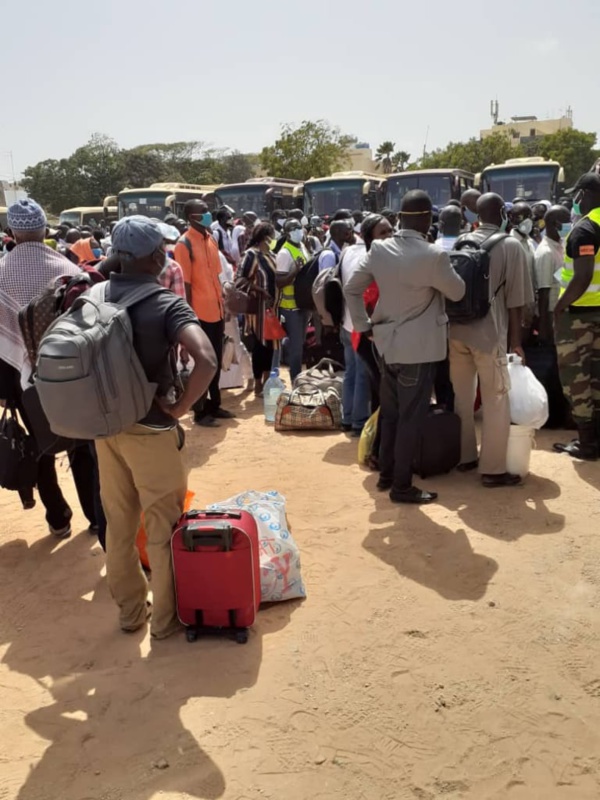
[481, 472, 522, 488]
[389, 486, 438, 505]
[376, 478, 393, 491]
[457, 460, 479, 473]
[553, 439, 599, 461]
[212, 408, 236, 420]
[194, 416, 220, 428]
[351, 428, 362, 438]
[341, 423, 353, 432]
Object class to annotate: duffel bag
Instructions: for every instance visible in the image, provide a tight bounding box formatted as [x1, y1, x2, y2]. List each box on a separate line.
[275, 386, 342, 432]
[293, 357, 344, 396]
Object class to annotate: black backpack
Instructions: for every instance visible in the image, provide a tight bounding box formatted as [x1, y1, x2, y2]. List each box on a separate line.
[294, 249, 332, 311]
[447, 233, 508, 324]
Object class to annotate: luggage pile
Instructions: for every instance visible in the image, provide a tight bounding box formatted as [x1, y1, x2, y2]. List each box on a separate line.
[274, 358, 344, 433]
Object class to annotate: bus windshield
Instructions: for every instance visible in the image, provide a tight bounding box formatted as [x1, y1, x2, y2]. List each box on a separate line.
[482, 166, 558, 203]
[304, 180, 363, 217]
[386, 175, 453, 210]
[214, 186, 266, 216]
[118, 191, 170, 220]
[59, 211, 82, 226]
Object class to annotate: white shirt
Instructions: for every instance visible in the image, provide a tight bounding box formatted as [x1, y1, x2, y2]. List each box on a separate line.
[231, 224, 246, 264]
[534, 235, 564, 311]
[340, 242, 367, 332]
[437, 235, 458, 252]
[212, 222, 233, 258]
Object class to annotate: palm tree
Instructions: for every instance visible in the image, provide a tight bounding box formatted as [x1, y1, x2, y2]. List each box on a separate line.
[375, 141, 396, 174]
[392, 150, 411, 172]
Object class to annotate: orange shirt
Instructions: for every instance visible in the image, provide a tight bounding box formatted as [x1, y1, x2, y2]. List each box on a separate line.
[174, 227, 223, 322]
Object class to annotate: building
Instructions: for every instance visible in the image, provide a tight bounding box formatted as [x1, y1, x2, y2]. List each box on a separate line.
[345, 143, 377, 173]
[480, 103, 573, 147]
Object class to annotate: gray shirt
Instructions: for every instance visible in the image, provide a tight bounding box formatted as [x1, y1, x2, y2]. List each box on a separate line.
[449, 224, 534, 354]
[344, 229, 465, 365]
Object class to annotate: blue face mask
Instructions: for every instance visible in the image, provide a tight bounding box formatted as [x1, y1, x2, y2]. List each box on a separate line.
[572, 201, 582, 217]
[191, 212, 213, 228]
[92, 248, 102, 258]
[464, 208, 477, 224]
[559, 223, 572, 238]
[499, 211, 508, 233]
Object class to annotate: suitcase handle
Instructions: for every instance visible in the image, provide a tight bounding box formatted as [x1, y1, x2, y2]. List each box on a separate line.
[185, 509, 242, 520]
[182, 522, 233, 552]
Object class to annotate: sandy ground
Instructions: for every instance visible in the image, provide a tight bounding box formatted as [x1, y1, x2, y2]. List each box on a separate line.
[1, 387, 600, 800]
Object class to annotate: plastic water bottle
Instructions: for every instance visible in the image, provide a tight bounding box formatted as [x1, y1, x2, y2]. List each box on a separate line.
[263, 369, 286, 423]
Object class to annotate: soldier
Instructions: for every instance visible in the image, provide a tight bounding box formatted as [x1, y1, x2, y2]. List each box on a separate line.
[553, 173, 600, 461]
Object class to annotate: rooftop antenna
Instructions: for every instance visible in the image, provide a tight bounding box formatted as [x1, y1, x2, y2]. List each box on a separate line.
[490, 99, 499, 125]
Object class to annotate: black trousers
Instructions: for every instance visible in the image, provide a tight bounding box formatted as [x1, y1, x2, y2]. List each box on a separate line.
[252, 341, 274, 379]
[379, 361, 436, 492]
[192, 318, 224, 419]
[434, 357, 455, 412]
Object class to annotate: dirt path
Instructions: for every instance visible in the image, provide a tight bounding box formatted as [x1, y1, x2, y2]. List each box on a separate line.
[1, 388, 599, 800]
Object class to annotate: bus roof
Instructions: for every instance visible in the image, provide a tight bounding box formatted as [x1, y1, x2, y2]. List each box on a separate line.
[304, 171, 385, 185]
[60, 207, 105, 214]
[481, 158, 562, 173]
[217, 178, 303, 190]
[118, 183, 221, 196]
[387, 168, 475, 179]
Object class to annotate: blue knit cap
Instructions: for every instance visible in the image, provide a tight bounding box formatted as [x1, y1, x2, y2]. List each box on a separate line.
[112, 215, 164, 259]
[7, 199, 47, 231]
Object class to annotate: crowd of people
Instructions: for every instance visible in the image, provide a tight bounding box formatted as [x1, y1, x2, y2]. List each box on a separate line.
[1, 168, 599, 637]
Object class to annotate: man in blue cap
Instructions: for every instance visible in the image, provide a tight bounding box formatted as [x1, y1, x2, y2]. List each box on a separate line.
[0, 198, 97, 538]
[96, 215, 217, 639]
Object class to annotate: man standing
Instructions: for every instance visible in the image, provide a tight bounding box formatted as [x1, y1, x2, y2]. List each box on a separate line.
[437, 205, 463, 251]
[553, 173, 600, 460]
[345, 191, 465, 504]
[0, 199, 93, 537]
[211, 206, 236, 266]
[460, 189, 481, 231]
[535, 205, 572, 342]
[97, 216, 217, 638]
[275, 219, 310, 381]
[232, 211, 258, 263]
[175, 200, 234, 427]
[449, 193, 533, 487]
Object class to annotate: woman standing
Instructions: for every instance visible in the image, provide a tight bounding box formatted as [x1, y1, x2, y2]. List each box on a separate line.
[237, 223, 279, 396]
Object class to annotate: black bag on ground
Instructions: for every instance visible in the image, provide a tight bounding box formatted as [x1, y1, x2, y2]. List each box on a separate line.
[447, 233, 509, 324]
[413, 405, 461, 479]
[523, 341, 569, 429]
[294, 251, 328, 311]
[0, 406, 37, 492]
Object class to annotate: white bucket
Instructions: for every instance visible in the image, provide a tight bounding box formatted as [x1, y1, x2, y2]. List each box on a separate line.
[506, 425, 535, 477]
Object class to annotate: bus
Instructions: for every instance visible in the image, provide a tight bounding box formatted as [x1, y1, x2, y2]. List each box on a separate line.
[102, 196, 119, 224]
[0, 207, 7, 230]
[59, 206, 116, 227]
[213, 178, 303, 218]
[385, 169, 475, 210]
[117, 183, 220, 220]
[303, 172, 386, 218]
[478, 158, 565, 203]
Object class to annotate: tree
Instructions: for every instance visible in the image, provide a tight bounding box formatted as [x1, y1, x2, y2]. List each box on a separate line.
[419, 133, 519, 174]
[220, 151, 256, 184]
[526, 128, 598, 187]
[70, 133, 124, 206]
[260, 120, 354, 181]
[21, 158, 78, 214]
[375, 141, 396, 174]
[392, 150, 411, 172]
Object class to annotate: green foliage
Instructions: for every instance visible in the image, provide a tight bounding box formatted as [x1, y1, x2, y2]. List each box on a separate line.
[523, 128, 598, 187]
[260, 120, 354, 181]
[419, 133, 519, 174]
[375, 142, 411, 174]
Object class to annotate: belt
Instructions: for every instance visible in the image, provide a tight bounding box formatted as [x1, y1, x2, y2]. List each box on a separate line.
[568, 306, 600, 313]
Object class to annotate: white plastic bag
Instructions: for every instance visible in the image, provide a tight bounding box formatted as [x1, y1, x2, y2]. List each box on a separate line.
[209, 490, 306, 603]
[507, 357, 549, 429]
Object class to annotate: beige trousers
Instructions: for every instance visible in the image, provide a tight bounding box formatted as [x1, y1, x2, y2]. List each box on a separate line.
[449, 339, 511, 475]
[96, 424, 187, 638]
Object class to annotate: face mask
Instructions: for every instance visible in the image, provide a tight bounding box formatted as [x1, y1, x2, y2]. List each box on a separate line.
[354, 223, 362, 234]
[289, 229, 304, 244]
[92, 248, 102, 258]
[464, 208, 477, 224]
[277, 218, 286, 229]
[301, 216, 309, 227]
[572, 201, 582, 217]
[500, 212, 508, 233]
[559, 223, 572, 238]
[518, 219, 533, 236]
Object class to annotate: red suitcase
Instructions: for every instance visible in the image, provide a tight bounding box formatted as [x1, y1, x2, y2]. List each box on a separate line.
[171, 509, 261, 644]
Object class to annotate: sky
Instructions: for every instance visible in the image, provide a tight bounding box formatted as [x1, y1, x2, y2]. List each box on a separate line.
[1, 0, 599, 180]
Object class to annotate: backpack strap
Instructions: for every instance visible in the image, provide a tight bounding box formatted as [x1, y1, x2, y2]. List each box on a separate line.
[180, 236, 194, 263]
[82, 281, 166, 310]
[479, 232, 510, 252]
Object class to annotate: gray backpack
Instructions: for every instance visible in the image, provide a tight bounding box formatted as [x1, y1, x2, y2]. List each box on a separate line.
[35, 282, 165, 440]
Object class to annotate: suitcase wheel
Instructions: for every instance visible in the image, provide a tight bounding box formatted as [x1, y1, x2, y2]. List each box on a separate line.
[235, 630, 249, 645]
[185, 628, 198, 643]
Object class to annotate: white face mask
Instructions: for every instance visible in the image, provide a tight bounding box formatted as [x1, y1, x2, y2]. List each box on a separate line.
[289, 229, 304, 245]
[518, 219, 533, 236]
[354, 223, 362, 234]
[277, 218, 286, 229]
[301, 216, 309, 227]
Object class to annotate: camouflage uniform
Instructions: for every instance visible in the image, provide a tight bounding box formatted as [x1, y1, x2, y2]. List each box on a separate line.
[556, 309, 600, 431]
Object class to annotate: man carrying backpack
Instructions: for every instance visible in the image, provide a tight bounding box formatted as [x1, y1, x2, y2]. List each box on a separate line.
[93, 217, 217, 639]
[448, 193, 533, 487]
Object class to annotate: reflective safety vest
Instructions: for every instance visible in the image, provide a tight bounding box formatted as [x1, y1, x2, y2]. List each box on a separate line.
[559, 207, 600, 307]
[279, 241, 307, 310]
